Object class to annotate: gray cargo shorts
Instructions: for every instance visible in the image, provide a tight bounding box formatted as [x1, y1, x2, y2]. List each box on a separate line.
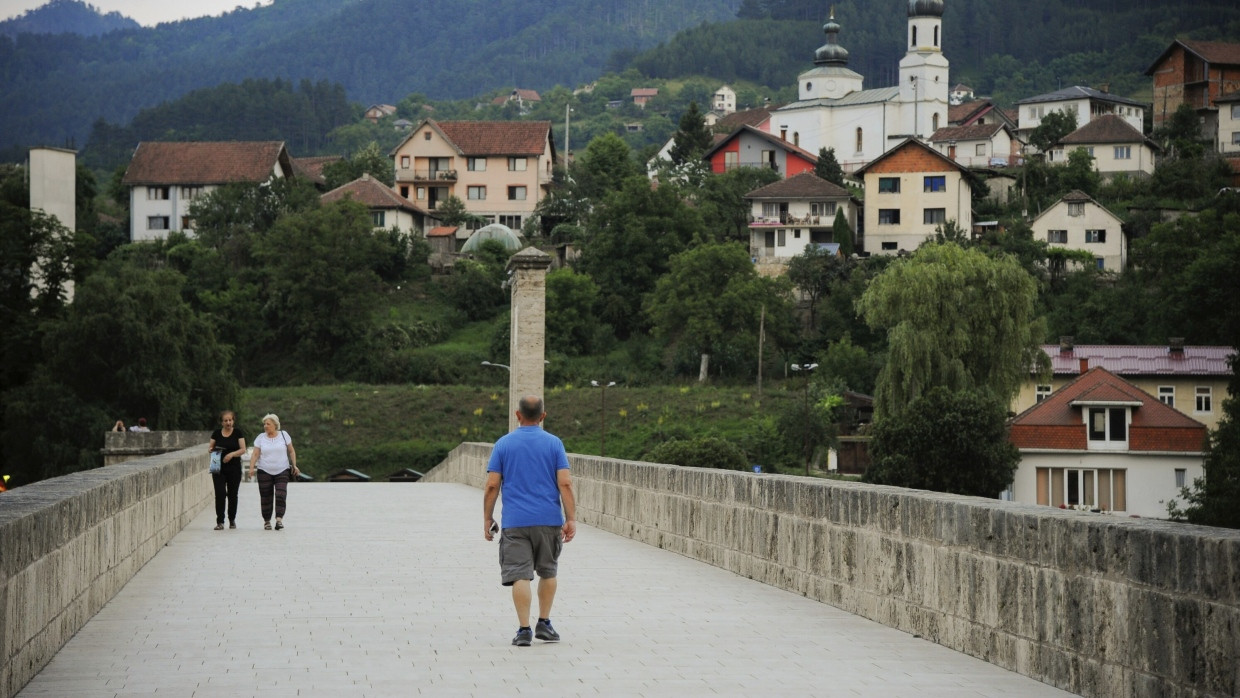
[499, 525, 563, 586]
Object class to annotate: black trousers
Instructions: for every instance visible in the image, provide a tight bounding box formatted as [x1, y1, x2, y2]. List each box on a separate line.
[212, 462, 243, 524]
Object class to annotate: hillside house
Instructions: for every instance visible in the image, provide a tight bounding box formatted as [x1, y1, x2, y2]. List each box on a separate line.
[1014, 340, 1234, 432]
[320, 173, 428, 234]
[853, 138, 974, 255]
[745, 172, 857, 274]
[631, 88, 659, 107]
[703, 125, 819, 177]
[389, 119, 555, 232]
[1029, 190, 1127, 271]
[1145, 39, 1240, 133]
[1217, 89, 1240, 154]
[1009, 367, 1207, 519]
[1014, 86, 1145, 145]
[490, 89, 542, 113]
[364, 104, 397, 123]
[1051, 115, 1159, 177]
[948, 99, 1018, 130]
[712, 85, 737, 115]
[929, 122, 1023, 167]
[949, 84, 974, 105]
[121, 141, 293, 241]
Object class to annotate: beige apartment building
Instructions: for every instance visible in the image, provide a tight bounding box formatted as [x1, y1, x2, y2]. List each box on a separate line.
[390, 119, 555, 234]
[854, 138, 974, 254]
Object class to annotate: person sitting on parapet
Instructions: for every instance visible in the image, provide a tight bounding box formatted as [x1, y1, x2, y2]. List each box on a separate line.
[129, 418, 151, 432]
[112, 420, 126, 432]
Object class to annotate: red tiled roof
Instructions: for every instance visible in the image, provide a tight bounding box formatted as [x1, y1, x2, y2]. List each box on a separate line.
[929, 122, 1004, 142]
[1010, 367, 1207, 452]
[122, 141, 291, 186]
[1179, 40, 1240, 66]
[320, 174, 426, 214]
[1059, 114, 1149, 145]
[292, 155, 342, 185]
[745, 172, 851, 199]
[434, 120, 552, 157]
[1041, 345, 1234, 376]
[948, 100, 991, 125]
[715, 106, 775, 131]
[631, 88, 659, 97]
[427, 226, 459, 237]
[702, 124, 820, 164]
[853, 137, 970, 176]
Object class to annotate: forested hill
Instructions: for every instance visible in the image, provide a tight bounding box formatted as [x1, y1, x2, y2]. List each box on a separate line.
[0, 0, 739, 151]
[0, 0, 138, 38]
[631, 0, 1240, 107]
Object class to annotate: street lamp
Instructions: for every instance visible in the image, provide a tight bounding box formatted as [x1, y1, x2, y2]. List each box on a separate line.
[480, 360, 511, 372]
[790, 363, 818, 476]
[590, 380, 616, 457]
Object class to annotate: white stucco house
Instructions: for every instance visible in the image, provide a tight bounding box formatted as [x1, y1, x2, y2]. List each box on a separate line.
[1014, 86, 1146, 143]
[929, 122, 1023, 168]
[1030, 190, 1127, 271]
[1217, 90, 1240, 154]
[1051, 115, 1159, 178]
[320, 173, 430, 234]
[745, 172, 857, 273]
[121, 141, 294, 241]
[1009, 367, 1207, 519]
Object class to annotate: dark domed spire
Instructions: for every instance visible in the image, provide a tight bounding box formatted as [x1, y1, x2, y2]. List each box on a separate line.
[813, 10, 849, 66]
[908, 0, 944, 17]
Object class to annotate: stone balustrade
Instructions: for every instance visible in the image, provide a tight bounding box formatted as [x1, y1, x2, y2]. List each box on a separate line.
[425, 442, 1240, 698]
[0, 446, 211, 698]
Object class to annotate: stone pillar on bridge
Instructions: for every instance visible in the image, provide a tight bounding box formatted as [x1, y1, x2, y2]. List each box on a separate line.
[506, 247, 552, 432]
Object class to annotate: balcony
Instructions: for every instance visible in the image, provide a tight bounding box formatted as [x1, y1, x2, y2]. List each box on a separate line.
[395, 168, 458, 183]
[749, 213, 832, 227]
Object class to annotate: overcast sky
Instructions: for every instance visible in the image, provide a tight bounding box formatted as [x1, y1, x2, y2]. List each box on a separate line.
[0, 0, 273, 26]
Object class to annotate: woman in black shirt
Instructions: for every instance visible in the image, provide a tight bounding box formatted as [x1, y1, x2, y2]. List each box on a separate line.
[208, 410, 247, 530]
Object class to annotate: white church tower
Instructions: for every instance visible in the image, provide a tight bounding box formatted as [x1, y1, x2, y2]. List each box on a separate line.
[898, 0, 950, 138]
[797, 10, 864, 101]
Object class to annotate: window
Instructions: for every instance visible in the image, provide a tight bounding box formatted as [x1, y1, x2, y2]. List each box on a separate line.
[1036, 385, 1052, 402]
[181, 215, 193, 230]
[467, 215, 495, 231]
[508, 157, 527, 171]
[400, 155, 410, 169]
[508, 186, 527, 201]
[468, 186, 486, 200]
[793, 132, 800, 147]
[424, 132, 431, 140]
[147, 216, 170, 230]
[1231, 132, 1240, 145]
[761, 202, 781, 219]
[1048, 230, 1067, 243]
[399, 185, 410, 198]
[416, 187, 425, 200]
[924, 176, 946, 192]
[932, 113, 940, 130]
[1087, 407, 1128, 449]
[793, 230, 801, 239]
[1085, 229, 1106, 243]
[180, 186, 202, 200]
[923, 208, 946, 224]
[1196, 387, 1212, 413]
[724, 151, 739, 169]
[371, 211, 386, 227]
[933, 25, 939, 46]
[855, 127, 863, 153]
[878, 177, 900, 193]
[467, 157, 486, 171]
[1113, 146, 1132, 160]
[1035, 467, 1126, 511]
[811, 202, 836, 217]
[975, 143, 986, 156]
[881, 241, 898, 250]
[776, 229, 786, 247]
[1175, 469, 1187, 489]
[1232, 105, 1240, 119]
[911, 26, 917, 46]
[1068, 202, 1085, 217]
[878, 209, 901, 225]
[1096, 257, 1105, 270]
[500, 215, 522, 229]
[147, 186, 169, 200]
[1158, 386, 1175, 407]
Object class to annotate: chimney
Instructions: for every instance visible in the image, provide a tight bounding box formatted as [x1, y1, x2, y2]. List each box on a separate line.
[1079, 358, 1089, 374]
[1169, 337, 1185, 355]
[1098, 83, 1110, 94]
[1059, 336, 1074, 353]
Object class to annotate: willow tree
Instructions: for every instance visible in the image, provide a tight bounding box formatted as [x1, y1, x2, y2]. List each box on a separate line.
[857, 242, 1047, 419]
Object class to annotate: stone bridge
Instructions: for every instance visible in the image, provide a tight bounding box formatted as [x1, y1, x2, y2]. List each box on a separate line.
[2, 443, 1236, 697]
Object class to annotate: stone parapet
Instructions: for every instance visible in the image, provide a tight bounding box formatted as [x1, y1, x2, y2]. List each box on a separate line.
[426, 442, 1240, 698]
[101, 431, 212, 465]
[0, 447, 211, 698]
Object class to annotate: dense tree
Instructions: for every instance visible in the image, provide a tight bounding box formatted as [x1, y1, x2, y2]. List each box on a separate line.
[816, 333, 881, 395]
[1168, 342, 1240, 528]
[322, 141, 395, 188]
[831, 208, 854, 257]
[1029, 110, 1078, 155]
[1058, 148, 1102, 197]
[573, 133, 643, 204]
[857, 242, 1047, 419]
[815, 147, 844, 186]
[668, 102, 714, 165]
[865, 386, 1020, 498]
[695, 166, 781, 241]
[546, 267, 601, 355]
[786, 244, 847, 332]
[645, 436, 749, 470]
[646, 241, 795, 381]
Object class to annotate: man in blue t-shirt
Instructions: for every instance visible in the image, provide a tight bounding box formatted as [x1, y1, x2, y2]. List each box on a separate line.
[483, 395, 576, 647]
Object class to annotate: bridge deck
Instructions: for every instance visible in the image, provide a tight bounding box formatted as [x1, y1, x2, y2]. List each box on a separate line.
[19, 483, 1073, 697]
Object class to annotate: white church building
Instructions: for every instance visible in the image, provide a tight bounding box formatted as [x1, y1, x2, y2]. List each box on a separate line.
[773, 0, 950, 173]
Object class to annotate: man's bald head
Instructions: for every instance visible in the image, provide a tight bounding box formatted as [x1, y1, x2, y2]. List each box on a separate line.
[517, 396, 545, 424]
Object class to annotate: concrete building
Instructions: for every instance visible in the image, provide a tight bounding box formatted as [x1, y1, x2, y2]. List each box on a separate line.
[1217, 89, 1240, 154]
[121, 141, 293, 241]
[745, 172, 857, 273]
[390, 119, 555, 233]
[1029, 190, 1127, 272]
[929, 122, 1022, 168]
[320, 173, 429, 234]
[853, 137, 974, 254]
[1051, 114, 1159, 178]
[1014, 86, 1145, 144]
[1145, 39, 1240, 132]
[1009, 367, 1207, 519]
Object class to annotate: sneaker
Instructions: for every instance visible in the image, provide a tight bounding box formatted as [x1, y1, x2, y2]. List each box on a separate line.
[229, 522, 237, 529]
[535, 619, 560, 642]
[512, 627, 533, 647]
[274, 519, 284, 530]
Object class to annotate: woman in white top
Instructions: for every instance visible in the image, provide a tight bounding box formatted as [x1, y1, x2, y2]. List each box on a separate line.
[248, 413, 299, 530]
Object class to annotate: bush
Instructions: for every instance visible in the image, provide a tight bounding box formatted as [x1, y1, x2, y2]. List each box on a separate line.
[301, 441, 452, 479]
[644, 436, 748, 470]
